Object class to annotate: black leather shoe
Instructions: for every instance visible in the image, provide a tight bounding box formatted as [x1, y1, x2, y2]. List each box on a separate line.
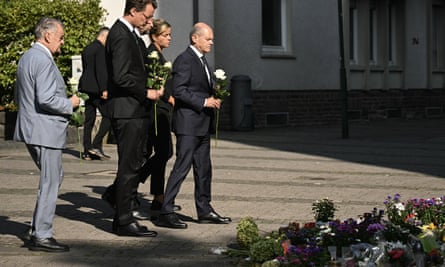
[198, 211, 232, 224]
[82, 153, 92, 160]
[28, 237, 69, 252]
[156, 213, 187, 229]
[150, 200, 162, 211]
[132, 210, 150, 220]
[113, 222, 157, 237]
[88, 148, 110, 159]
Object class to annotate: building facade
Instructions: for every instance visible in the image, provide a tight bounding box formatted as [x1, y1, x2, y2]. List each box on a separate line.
[100, 0, 445, 129]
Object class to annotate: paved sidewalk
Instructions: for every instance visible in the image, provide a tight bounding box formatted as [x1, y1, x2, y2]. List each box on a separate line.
[1, 118, 445, 266]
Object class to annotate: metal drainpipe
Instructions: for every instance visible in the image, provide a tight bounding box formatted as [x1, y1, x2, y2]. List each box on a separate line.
[193, 0, 199, 24]
[338, 0, 349, 139]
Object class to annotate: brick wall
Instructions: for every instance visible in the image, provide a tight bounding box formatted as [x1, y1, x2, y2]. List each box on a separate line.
[217, 89, 445, 129]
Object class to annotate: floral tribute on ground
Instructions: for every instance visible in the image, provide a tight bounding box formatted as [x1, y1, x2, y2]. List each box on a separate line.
[146, 51, 172, 135]
[212, 68, 230, 147]
[227, 195, 445, 266]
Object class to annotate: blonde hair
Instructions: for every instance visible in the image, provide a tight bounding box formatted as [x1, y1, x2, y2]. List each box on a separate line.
[149, 18, 171, 42]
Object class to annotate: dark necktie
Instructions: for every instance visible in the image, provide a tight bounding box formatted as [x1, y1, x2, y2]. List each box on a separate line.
[132, 30, 140, 44]
[132, 30, 145, 68]
[201, 56, 211, 84]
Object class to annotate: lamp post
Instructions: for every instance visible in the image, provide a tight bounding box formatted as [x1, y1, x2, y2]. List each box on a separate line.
[338, 0, 349, 139]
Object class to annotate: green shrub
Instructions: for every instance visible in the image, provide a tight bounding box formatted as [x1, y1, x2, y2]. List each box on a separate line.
[236, 217, 260, 249]
[0, 0, 107, 108]
[249, 235, 283, 264]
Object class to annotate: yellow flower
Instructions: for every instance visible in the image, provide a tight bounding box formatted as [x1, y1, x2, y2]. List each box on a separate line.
[420, 223, 436, 231]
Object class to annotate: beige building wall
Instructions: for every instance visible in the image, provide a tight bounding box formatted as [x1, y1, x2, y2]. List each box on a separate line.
[101, 0, 125, 27]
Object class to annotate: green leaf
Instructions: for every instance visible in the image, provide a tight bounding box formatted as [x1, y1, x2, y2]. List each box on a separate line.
[0, 0, 106, 109]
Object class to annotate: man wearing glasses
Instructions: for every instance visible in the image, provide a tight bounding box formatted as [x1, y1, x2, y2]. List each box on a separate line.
[104, 0, 162, 237]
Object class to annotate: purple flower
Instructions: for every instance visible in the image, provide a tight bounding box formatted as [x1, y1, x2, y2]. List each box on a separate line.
[366, 223, 385, 232]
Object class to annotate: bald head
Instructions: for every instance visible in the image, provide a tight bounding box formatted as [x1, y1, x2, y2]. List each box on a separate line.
[190, 22, 214, 54]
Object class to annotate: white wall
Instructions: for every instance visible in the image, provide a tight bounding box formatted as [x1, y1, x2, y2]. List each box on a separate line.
[404, 0, 428, 89]
[98, 0, 347, 91]
[101, 0, 125, 27]
[214, 0, 340, 90]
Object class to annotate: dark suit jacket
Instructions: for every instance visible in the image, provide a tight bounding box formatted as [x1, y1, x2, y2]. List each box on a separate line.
[171, 46, 215, 136]
[78, 39, 107, 95]
[146, 43, 172, 113]
[105, 19, 151, 119]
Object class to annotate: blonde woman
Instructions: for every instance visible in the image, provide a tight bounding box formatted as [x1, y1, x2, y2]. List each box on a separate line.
[139, 19, 181, 212]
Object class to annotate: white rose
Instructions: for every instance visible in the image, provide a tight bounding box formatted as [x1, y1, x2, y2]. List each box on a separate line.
[214, 69, 226, 80]
[68, 77, 78, 85]
[148, 51, 159, 59]
[394, 202, 405, 216]
[164, 61, 172, 69]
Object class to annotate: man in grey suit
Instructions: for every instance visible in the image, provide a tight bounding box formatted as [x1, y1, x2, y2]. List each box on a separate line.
[14, 17, 80, 252]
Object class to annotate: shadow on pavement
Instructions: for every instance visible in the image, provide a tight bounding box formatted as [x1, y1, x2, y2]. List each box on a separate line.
[217, 119, 445, 178]
[57, 190, 112, 234]
[0, 216, 31, 248]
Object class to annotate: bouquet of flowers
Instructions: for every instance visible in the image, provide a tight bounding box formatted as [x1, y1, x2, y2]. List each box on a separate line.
[146, 51, 172, 135]
[213, 68, 230, 147]
[66, 77, 89, 160]
[67, 77, 89, 127]
[312, 198, 337, 222]
[277, 240, 330, 267]
[146, 51, 172, 90]
[384, 241, 414, 267]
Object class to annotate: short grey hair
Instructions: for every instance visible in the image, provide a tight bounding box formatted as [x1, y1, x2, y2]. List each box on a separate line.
[34, 17, 64, 40]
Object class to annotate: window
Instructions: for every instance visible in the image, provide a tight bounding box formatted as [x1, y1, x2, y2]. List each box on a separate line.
[262, 0, 281, 46]
[388, 0, 404, 66]
[432, 0, 445, 69]
[369, 0, 378, 64]
[261, 0, 294, 58]
[349, 0, 358, 64]
[388, 1, 397, 65]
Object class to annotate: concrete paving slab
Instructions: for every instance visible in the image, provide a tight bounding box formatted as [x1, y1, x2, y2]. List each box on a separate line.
[1, 118, 445, 266]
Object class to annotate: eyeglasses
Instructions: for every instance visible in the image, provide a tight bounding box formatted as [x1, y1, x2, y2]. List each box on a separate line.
[141, 12, 153, 20]
[159, 33, 171, 38]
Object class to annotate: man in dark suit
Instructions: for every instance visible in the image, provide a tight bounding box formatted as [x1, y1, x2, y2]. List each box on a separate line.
[156, 22, 231, 229]
[104, 0, 162, 237]
[78, 27, 112, 160]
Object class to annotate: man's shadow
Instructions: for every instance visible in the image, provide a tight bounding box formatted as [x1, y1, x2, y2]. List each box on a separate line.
[57, 186, 114, 233]
[63, 148, 82, 158]
[0, 216, 32, 248]
[86, 185, 193, 222]
[57, 185, 195, 232]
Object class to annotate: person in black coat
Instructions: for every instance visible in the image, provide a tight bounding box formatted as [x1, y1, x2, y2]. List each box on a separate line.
[103, 0, 162, 237]
[138, 19, 181, 212]
[78, 27, 112, 160]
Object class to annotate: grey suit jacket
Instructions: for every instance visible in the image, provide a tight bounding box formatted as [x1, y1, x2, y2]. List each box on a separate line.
[14, 43, 73, 149]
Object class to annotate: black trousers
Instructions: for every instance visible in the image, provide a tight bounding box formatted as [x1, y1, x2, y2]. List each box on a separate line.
[140, 108, 173, 196]
[83, 95, 111, 153]
[161, 134, 212, 216]
[112, 117, 149, 226]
